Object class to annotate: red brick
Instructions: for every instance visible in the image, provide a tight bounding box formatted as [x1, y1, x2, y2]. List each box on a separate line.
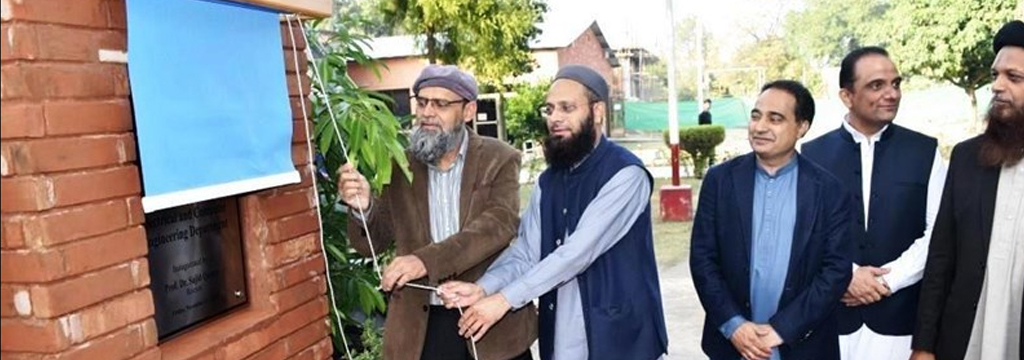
[270, 275, 325, 313]
[1, 23, 40, 61]
[291, 143, 311, 167]
[270, 210, 319, 244]
[128, 348, 160, 360]
[0, 248, 64, 283]
[23, 199, 129, 247]
[260, 188, 314, 220]
[248, 339, 288, 360]
[2, 142, 13, 177]
[30, 262, 143, 318]
[77, 290, 154, 341]
[1, 102, 45, 139]
[277, 170, 313, 193]
[51, 166, 140, 207]
[59, 321, 147, 360]
[287, 75, 312, 97]
[22, 63, 118, 99]
[1, 64, 31, 100]
[112, 65, 130, 96]
[289, 97, 314, 120]
[4, 0, 110, 28]
[311, 337, 333, 360]
[43, 99, 133, 136]
[2, 216, 27, 249]
[6, 134, 135, 174]
[273, 255, 325, 292]
[140, 318, 158, 348]
[33, 25, 125, 62]
[0, 176, 54, 212]
[292, 120, 313, 144]
[106, 0, 127, 30]
[283, 50, 308, 74]
[266, 297, 328, 341]
[126, 197, 143, 226]
[268, 233, 319, 267]
[61, 225, 146, 277]
[280, 25, 307, 51]
[223, 328, 274, 360]
[0, 318, 70, 352]
[1, 284, 18, 317]
[283, 319, 329, 358]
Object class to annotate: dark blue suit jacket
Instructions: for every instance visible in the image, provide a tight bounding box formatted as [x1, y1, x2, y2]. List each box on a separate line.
[690, 153, 853, 360]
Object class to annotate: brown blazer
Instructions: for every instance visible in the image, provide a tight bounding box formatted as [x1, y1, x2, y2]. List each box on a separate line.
[348, 132, 538, 360]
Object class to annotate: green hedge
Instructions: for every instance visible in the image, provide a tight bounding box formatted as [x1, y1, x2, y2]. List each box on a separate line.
[663, 125, 726, 178]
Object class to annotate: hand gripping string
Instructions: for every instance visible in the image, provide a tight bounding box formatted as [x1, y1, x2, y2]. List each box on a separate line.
[287, 16, 481, 360]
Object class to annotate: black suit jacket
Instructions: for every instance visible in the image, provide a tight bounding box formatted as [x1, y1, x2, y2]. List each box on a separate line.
[912, 136, 1005, 360]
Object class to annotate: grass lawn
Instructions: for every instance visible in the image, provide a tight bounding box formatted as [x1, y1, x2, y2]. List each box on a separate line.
[518, 176, 702, 270]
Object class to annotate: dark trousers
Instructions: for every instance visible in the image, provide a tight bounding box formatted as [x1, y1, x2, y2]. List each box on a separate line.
[421, 306, 533, 360]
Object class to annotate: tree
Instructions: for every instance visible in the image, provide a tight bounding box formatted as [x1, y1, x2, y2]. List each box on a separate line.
[887, 0, 1017, 122]
[376, 0, 546, 88]
[502, 81, 550, 148]
[782, 0, 890, 66]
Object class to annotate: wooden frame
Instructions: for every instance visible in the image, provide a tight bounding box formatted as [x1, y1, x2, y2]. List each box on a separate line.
[238, 0, 331, 17]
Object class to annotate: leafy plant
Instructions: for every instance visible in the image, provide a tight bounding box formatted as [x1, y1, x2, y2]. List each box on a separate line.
[502, 80, 550, 148]
[664, 125, 725, 178]
[303, 15, 410, 358]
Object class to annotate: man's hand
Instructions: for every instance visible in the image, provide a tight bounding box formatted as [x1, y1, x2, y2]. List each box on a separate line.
[438, 281, 486, 309]
[730, 322, 773, 360]
[909, 350, 936, 360]
[754, 324, 783, 348]
[380, 255, 427, 292]
[843, 266, 891, 306]
[337, 163, 371, 212]
[458, 293, 512, 342]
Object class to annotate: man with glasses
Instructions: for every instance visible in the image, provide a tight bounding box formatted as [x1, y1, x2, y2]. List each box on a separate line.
[337, 64, 536, 360]
[439, 64, 669, 360]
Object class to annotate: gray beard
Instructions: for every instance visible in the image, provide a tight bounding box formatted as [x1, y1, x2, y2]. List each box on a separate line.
[408, 122, 466, 166]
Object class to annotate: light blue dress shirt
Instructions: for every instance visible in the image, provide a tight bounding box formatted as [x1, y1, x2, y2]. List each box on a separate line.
[720, 157, 799, 360]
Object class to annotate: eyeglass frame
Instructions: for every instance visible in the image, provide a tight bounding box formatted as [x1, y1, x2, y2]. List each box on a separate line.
[413, 95, 469, 110]
[537, 100, 600, 118]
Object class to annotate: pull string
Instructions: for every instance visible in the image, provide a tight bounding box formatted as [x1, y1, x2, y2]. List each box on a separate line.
[284, 15, 353, 360]
[288, 16, 480, 360]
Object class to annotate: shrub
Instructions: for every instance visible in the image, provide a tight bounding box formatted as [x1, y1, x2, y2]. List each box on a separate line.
[663, 125, 725, 178]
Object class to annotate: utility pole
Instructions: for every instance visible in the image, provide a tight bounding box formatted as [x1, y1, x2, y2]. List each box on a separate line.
[666, 0, 679, 186]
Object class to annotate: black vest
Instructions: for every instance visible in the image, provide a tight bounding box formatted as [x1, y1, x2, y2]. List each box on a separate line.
[803, 124, 937, 335]
[536, 137, 668, 360]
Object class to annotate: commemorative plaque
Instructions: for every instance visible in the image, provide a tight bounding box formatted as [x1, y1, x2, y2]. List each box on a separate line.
[145, 198, 247, 339]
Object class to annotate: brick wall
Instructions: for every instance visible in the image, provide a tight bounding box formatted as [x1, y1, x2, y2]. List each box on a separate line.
[556, 27, 620, 99]
[1, 1, 332, 359]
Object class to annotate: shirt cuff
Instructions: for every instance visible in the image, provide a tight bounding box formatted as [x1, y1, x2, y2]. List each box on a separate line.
[719, 315, 746, 340]
[476, 274, 502, 297]
[498, 281, 533, 310]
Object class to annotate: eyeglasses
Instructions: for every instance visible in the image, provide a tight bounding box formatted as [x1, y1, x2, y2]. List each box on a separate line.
[414, 96, 467, 109]
[538, 101, 597, 118]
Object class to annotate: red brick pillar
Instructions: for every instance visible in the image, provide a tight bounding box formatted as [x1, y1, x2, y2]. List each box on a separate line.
[2, 1, 332, 358]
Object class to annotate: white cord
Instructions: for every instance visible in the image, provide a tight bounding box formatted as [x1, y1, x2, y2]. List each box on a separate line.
[290, 17, 480, 360]
[285, 15, 354, 360]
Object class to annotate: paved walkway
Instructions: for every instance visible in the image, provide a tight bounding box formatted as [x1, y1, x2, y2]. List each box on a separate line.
[660, 260, 708, 360]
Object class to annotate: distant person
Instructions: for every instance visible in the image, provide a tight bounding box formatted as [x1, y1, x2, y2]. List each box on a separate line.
[699, 98, 714, 125]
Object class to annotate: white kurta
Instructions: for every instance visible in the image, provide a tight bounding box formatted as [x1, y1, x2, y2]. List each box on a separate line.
[837, 121, 948, 360]
[964, 160, 1024, 360]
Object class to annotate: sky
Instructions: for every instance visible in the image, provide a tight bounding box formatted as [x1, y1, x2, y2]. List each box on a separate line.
[542, 0, 804, 60]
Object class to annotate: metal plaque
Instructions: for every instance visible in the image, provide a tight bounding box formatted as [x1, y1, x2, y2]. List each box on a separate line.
[145, 198, 247, 339]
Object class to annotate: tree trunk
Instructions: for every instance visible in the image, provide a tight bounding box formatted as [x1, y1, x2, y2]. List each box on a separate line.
[968, 87, 980, 129]
[426, 32, 437, 64]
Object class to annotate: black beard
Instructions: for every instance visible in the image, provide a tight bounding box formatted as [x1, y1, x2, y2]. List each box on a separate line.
[979, 102, 1024, 167]
[543, 112, 596, 169]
